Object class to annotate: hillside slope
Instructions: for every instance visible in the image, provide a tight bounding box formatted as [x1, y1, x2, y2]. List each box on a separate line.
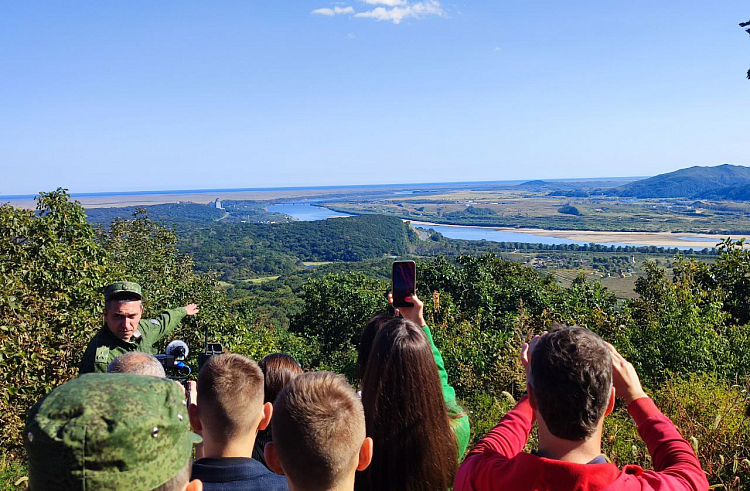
[607, 164, 750, 199]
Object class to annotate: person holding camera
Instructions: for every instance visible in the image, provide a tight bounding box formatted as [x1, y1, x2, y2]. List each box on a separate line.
[79, 281, 199, 374]
[454, 326, 709, 491]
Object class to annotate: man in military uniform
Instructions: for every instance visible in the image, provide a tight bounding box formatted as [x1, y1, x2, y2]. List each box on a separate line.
[79, 281, 199, 374]
[25, 373, 203, 490]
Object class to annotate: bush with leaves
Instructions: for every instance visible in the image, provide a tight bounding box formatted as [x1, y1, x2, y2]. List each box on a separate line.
[653, 373, 750, 488]
[0, 189, 110, 456]
[290, 272, 388, 379]
[0, 192, 308, 459]
[625, 259, 750, 383]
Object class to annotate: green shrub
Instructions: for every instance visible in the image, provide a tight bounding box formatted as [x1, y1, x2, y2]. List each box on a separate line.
[463, 391, 523, 448]
[602, 407, 649, 468]
[652, 373, 750, 489]
[0, 190, 109, 455]
[0, 453, 27, 490]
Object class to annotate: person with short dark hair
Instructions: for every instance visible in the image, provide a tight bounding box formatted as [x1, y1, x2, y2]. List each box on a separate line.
[188, 353, 289, 491]
[264, 372, 373, 491]
[251, 353, 303, 469]
[24, 373, 203, 491]
[108, 351, 167, 377]
[455, 327, 710, 491]
[80, 281, 199, 374]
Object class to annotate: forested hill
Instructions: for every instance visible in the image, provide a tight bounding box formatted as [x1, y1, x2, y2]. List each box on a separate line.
[607, 164, 750, 199]
[179, 214, 414, 279]
[86, 202, 225, 225]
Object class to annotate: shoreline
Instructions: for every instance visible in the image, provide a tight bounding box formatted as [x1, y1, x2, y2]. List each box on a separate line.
[406, 220, 744, 249]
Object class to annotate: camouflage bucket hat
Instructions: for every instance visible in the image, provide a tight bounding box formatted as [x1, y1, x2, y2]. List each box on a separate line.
[24, 373, 201, 491]
[103, 281, 143, 302]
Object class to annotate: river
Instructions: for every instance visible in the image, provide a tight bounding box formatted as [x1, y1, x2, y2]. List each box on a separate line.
[268, 203, 719, 250]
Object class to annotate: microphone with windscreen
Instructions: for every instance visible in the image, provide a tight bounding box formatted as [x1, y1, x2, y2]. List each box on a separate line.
[166, 340, 189, 361]
[155, 339, 191, 380]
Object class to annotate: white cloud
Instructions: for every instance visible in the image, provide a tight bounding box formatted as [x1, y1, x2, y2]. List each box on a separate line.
[494, 46, 502, 52]
[311, 6, 355, 16]
[348, 32, 357, 39]
[360, 0, 408, 6]
[354, 0, 445, 24]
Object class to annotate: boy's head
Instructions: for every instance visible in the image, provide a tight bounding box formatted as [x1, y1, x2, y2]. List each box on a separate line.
[24, 373, 202, 491]
[266, 372, 372, 491]
[190, 354, 270, 443]
[529, 326, 614, 441]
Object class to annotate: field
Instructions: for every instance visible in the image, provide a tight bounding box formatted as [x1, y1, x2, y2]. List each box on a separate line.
[323, 188, 750, 235]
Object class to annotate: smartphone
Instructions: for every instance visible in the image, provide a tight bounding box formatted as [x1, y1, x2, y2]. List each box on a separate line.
[392, 260, 416, 308]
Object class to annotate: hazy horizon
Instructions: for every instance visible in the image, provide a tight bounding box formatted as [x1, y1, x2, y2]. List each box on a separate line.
[0, 174, 651, 199]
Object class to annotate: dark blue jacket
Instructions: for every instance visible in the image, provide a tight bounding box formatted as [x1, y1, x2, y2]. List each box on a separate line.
[191, 457, 289, 491]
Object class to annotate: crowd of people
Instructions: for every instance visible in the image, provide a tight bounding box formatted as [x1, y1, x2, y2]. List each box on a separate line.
[22, 281, 710, 491]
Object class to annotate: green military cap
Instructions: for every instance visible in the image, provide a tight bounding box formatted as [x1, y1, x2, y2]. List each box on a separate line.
[103, 281, 143, 302]
[25, 373, 201, 491]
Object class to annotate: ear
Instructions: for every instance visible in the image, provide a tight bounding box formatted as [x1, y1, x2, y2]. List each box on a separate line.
[188, 402, 202, 433]
[184, 479, 203, 491]
[265, 442, 285, 476]
[527, 383, 537, 411]
[257, 402, 273, 431]
[604, 385, 616, 417]
[357, 437, 373, 471]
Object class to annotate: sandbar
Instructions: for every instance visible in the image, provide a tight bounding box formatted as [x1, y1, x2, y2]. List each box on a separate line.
[407, 220, 745, 249]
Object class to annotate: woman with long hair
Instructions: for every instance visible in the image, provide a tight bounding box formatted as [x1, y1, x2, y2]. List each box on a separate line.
[252, 352, 303, 469]
[357, 294, 470, 491]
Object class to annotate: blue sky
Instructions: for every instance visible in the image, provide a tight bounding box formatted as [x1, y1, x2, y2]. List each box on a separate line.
[1, 1, 748, 194]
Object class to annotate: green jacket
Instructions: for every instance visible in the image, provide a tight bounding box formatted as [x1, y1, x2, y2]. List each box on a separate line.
[422, 324, 471, 458]
[79, 307, 188, 374]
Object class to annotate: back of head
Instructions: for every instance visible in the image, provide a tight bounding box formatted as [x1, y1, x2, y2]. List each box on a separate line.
[25, 373, 200, 491]
[530, 326, 613, 441]
[355, 313, 393, 382]
[359, 317, 457, 491]
[272, 371, 365, 491]
[259, 353, 303, 404]
[197, 353, 264, 442]
[108, 351, 166, 377]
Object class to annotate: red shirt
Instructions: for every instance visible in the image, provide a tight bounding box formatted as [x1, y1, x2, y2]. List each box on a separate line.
[455, 396, 709, 491]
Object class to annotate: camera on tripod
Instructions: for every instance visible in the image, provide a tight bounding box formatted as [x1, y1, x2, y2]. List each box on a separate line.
[155, 340, 192, 381]
[155, 322, 223, 381]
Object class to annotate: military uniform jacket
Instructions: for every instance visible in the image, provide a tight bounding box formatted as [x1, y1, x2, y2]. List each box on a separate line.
[79, 307, 188, 374]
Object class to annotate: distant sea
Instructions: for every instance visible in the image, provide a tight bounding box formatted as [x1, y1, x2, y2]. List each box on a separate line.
[0, 176, 644, 200]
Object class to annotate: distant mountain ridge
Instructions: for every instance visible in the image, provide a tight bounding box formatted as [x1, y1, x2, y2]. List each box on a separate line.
[607, 164, 750, 199]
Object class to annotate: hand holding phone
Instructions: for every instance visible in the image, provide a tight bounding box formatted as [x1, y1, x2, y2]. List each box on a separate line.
[398, 293, 426, 327]
[392, 261, 416, 308]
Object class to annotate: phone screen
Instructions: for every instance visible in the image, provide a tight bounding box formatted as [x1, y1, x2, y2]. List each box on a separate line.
[392, 261, 416, 308]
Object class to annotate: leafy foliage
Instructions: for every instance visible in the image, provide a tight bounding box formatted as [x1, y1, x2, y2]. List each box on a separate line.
[0, 189, 110, 455]
[85, 202, 225, 226]
[3, 192, 750, 491]
[179, 214, 413, 280]
[291, 272, 388, 379]
[652, 373, 750, 488]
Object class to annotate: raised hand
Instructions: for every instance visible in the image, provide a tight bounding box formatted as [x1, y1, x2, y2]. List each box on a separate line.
[606, 342, 648, 405]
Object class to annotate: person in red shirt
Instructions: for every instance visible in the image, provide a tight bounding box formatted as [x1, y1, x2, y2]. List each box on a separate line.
[455, 326, 709, 491]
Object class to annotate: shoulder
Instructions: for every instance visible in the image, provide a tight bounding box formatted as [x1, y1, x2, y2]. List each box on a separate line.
[140, 317, 162, 329]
